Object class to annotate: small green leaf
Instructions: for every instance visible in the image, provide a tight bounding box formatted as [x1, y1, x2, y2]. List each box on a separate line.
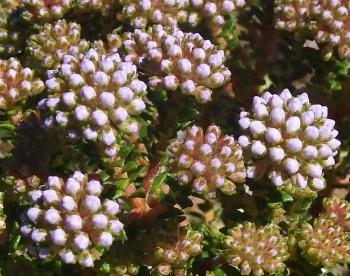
[150, 172, 167, 193]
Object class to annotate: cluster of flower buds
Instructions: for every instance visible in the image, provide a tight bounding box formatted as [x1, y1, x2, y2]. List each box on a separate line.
[224, 222, 289, 275]
[151, 227, 203, 275]
[322, 196, 350, 231]
[191, 0, 246, 30]
[310, 0, 350, 59]
[0, 192, 6, 247]
[298, 216, 350, 268]
[26, 20, 89, 73]
[20, 171, 124, 267]
[19, 0, 73, 23]
[168, 125, 246, 198]
[41, 47, 147, 160]
[120, 0, 199, 29]
[275, 0, 311, 32]
[238, 89, 340, 197]
[0, 58, 44, 109]
[122, 25, 231, 103]
[1, 0, 20, 11]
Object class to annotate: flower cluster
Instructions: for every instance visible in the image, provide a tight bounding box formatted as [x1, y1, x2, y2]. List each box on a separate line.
[238, 89, 340, 197]
[74, 0, 116, 14]
[275, 0, 350, 60]
[41, 47, 147, 160]
[322, 196, 350, 231]
[122, 25, 231, 103]
[20, 171, 124, 267]
[139, 226, 203, 275]
[298, 216, 350, 268]
[224, 222, 289, 275]
[275, 0, 311, 32]
[310, 0, 350, 59]
[120, 0, 198, 29]
[26, 20, 89, 73]
[0, 58, 44, 109]
[19, 0, 73, 23]
[168, 125, 246, 198]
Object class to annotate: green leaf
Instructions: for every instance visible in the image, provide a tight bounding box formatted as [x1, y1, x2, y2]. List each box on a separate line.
[280, 191, 294, 203]
[115, 178, 129, 190]
[150, 172, 167, 193]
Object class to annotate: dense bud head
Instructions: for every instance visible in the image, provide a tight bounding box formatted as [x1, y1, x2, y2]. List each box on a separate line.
[20, 172, 124, 267]
[298, 217, 350, 267]
[238, 89, 340, 198]
[323, 196, 350, 230]
[26, 20, 89, 74]
[0, 58, 44, 109]
[19, 0, 73, 23]
[121, 25, 231, 103]
[42, 47, 147, 160]
[224, 223, 289, 275]
[168, 124, 246, 198]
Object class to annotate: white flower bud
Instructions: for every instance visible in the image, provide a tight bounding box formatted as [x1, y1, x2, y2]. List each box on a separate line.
[271, 171, 284, 186]
[98, 232, 113, 248]
[304, 126, 319, 141]
[74, 105, 90, 121]
[50, 228, 66, 245]
[303, 145, 318, 160]
[195, 64, 211, 78]
[200, 144, 212, 155]
[311, 178, 325, 190]
[287, 98, 302, 113]
[93, 71, 109, 86]
[69, 73, 84, 87]
[239, 118, 250, 130]
[210, 158, 222, 169]
[285, 116, 301, 133]
[328, 138, 341, 150]
[130, 99, 146, 114]
[27, 207, 41, 223]
[81, 59, 95, 74]
[62, 92, 76, 106]
[269, 95, 284, 108]
[103, 200, 120, 215]
[192, 161, 205, 175]
[101, 129, 116, 146]
[80, 254, 94, 267]
[47, 176, 62, 190]
[20, 225, 32, 236]
[220, 146, 232, 156]
[65, 215, 83, 231]
[177, 58, 192, 73]
[192, 48, 206, 61]
[296, 173, 307, 189]
[319, 126, 332, 141]
[324, 156, 335, 167]
[238, 135, 250, 148]
[87, 180, 102, 195]
[118, 87, 134, 103]
[112, 107, 128, 122]
[83, 127, 98, 140]
[84, 195, 101, 213]
[73, 233, 90, 251]
[284, 158, 299, 174]
[92, 214, 108, 229]
[99, 92, 115, 108]
[45, 78, 60, 91]
[65, 177, 81, 195]
[251, 141, 267, 156]
[109, 220, 124, 234]
[318, 144, 332, 159]
[113, 70, 127, 85]
[265, 128, 282, 144]
[29, 190, 42, 203]
[269, 108, 285, 125]
[280, 89, 292, 102]
[60, 249, 75, 264]
[60, 196, 77, 212]
[269, 147, 285, 162]
[307, 163, 323, 178]
[180, 80, 196, 95]
[43, 190, 59, 204]
[249, 121, 266, 136]
[46, 97, 60, 109]
[285, 138, 303, 153]
[184, 140, 195, 150]
[301, 111, 314, 126]
[225, 162, 236, 173]
[44, 208, 61, 225]
[31, 229, 47, 243]
[91, 110, 108, 126]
